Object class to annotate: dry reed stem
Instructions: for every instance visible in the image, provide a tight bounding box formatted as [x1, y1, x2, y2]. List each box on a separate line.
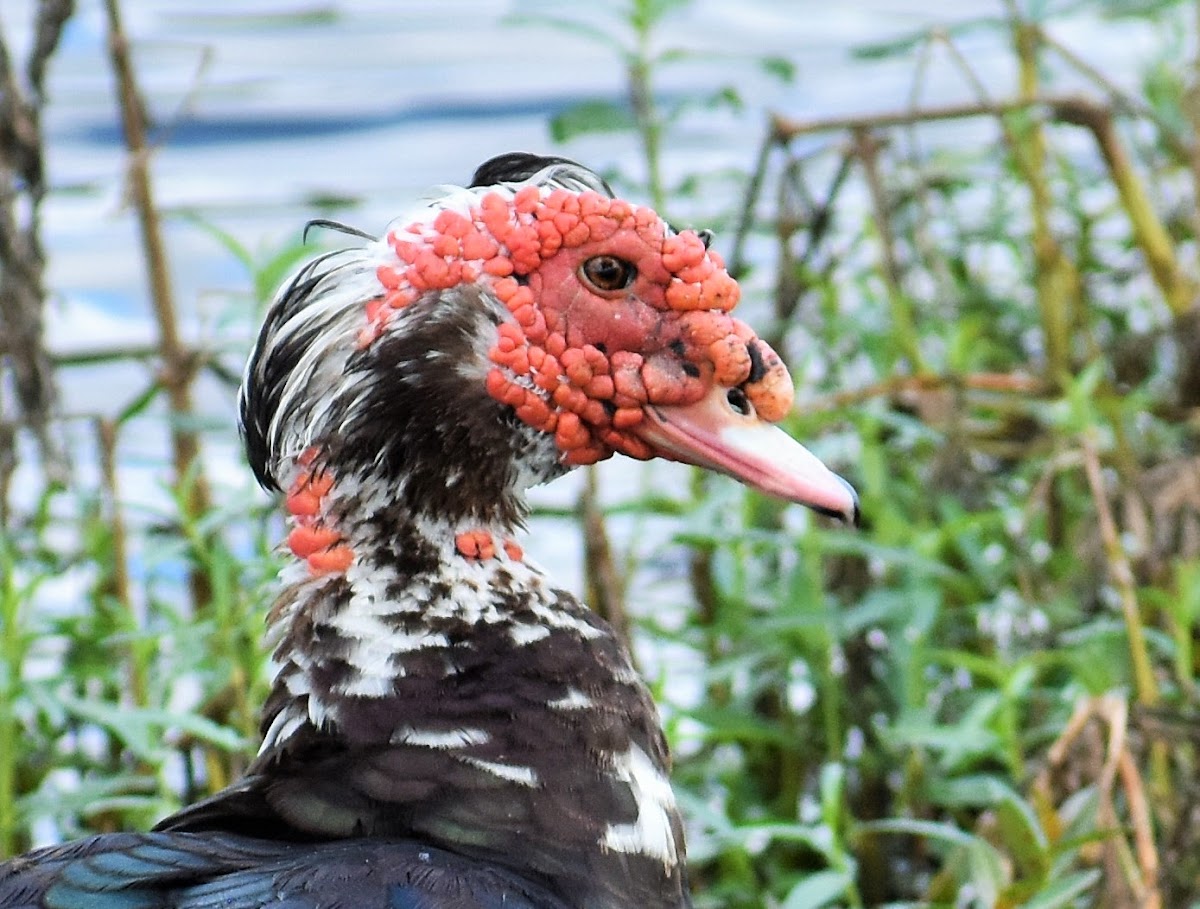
[771, 93, 1089, 141]
[1080, 436, 1171, 905]
[103, 0, 212, 611]
[95, 419, 131, 617]
[1041, 695, 1162, 909]
[754, 148, 853, 355]
[1118, 747, 1162, 909]
[1080, 432, 1160, 707]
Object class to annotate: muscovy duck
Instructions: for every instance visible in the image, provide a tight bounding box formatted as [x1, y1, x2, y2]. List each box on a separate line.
[0, 152, 857, 909]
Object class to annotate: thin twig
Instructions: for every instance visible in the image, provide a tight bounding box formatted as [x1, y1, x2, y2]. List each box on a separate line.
[729, 127, 774, 278]
[1042, 696, 1152, 905]
[1118, 747, 1163, 909]
[771, 93, 1090, 142]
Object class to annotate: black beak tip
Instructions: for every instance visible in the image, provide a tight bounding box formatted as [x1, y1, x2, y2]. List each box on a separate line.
[836, 474, 861, 528]
[840, 472, 859, 530]
[809, 474, 860, 527]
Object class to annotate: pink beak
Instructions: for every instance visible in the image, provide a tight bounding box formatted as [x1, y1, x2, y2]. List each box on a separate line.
[634, 385, 859, 524]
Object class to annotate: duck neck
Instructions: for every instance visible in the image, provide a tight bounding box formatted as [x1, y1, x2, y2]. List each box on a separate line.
[277, 445, 531, 579]
[263, 448, 564, 716]
[242, 455, 691, 907]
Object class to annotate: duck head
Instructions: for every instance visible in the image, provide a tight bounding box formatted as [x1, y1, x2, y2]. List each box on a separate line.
[239, 152, 856, 572]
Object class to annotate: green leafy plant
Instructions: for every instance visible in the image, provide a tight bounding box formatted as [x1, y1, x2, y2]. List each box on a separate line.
[3, 2, 1199, 908]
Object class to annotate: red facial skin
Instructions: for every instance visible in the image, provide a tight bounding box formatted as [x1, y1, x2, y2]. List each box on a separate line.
[361, 186, 793, 471]
[287, 184, 808, 571]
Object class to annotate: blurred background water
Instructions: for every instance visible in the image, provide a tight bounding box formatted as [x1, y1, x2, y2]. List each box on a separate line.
[0, 0, 1166, 587]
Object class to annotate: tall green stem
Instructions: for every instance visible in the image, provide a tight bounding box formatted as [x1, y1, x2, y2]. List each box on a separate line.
[0, 541, 27, 858]
[627, 0, 665, 211]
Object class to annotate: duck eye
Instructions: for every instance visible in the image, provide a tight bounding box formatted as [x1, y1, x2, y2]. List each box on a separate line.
[580, 255, 635, 293]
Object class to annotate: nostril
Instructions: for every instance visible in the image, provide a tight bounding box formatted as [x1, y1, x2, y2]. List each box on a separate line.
[726, 387, 752, 416]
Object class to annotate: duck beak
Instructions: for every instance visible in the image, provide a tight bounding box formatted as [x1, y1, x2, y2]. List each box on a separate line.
[634, 385, 859, 524]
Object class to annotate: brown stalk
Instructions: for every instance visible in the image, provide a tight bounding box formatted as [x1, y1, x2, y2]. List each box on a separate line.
[102, 0, 212, 610]
[1080, 433, 1159, 708]
[769, 66, 1194, 329]
[768, 160, 803, 349]
[95, 419, 132, 618]
[1037, 25, 1183, 158]
[1117, 747, 1162, 909]
[1041, 696, 1162, 908]
[771, 94, 1086, 142]
[768, 88, 1091, 390]
[1093, 697, 1141, 906]
[1006, 13, 1080, 393]
[1081, 431, 1176, 838]
[752, 147, 854, 356]
[926, 22, 1079, 393]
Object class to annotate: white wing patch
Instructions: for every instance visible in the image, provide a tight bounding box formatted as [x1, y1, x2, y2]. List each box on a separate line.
[602, 744, 680, 868]
[391, 726, 491, 748]
[548, 688, 594, 710]
[460, 756, 539, 787]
